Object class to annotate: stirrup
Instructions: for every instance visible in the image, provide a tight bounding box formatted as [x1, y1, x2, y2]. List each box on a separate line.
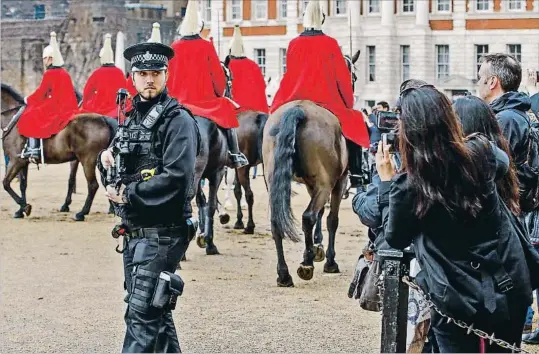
[229, 152, 249, 168]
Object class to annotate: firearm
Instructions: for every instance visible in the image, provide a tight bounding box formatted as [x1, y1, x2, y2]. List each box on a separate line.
[107, 88, 130, 192]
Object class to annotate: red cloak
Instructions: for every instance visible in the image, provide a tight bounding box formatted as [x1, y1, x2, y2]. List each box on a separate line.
[80, 65, 126, 118]
[270, 32, 369, 148]
[17, 67, 79, 139]
[228, 57, 269, 114]
[168, 36, 239, 128]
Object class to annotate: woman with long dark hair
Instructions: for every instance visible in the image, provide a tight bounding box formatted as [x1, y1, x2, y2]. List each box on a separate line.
[377, 85, 532, 352]
[453, 95, 520, 216]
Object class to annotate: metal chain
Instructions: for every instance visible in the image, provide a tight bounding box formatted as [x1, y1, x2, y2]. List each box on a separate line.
[376, 270, 385, 309]
[402, 276, 530, 354]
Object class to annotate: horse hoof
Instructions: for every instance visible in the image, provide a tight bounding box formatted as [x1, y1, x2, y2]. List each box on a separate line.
[219, 213, 230, 225]
[323, 262, 340, 274]
[176, 262, 182, 270]
[313, 244, 325, 263]
[181, 254, 187, 262]
[23, 204, 32, 217]
[233, 221, 245, 230]
[297, 264, 315, 281]
[59, 205, 70, 213]
[343, 191, 350, 200]
[73, 213, 85, 222]
[243, 226, 255, 235]
[206, 245, 220, 255]
[196, 235, 206, 248]
[13, 210, 24, 219]
[277, 275, 294, 287]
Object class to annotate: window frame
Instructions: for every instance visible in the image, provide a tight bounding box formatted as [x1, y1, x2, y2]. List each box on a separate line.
[475, 44, 489, 77]
[280, 48, 287, 75]
[436, 44, 450, 80]
[367, 45, 376, 82]
[507, 44, 522, 63]
[254, 48, 266, 76]
[401, 45, 411, 83]
[252, 0, 268, 20]
[200, 0, 211, 22]
[436, 0, 451, 12]
[368, 0, 380, 14]
[475, 0, 491, 11]
[506, 0, 524, 11]
[334, 0, 347, 16]
[402, 0, 415, 13]
[229, 0, 242, 21]
[278, 0, 287, 19]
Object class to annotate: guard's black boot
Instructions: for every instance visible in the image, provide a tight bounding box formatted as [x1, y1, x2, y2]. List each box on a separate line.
[21, 138, 41, 164]
[347, 140, 363, 188]
[226, 128, 248, 168]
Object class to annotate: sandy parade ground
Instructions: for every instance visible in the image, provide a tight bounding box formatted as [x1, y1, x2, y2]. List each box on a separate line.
[1, 160, 538, 353]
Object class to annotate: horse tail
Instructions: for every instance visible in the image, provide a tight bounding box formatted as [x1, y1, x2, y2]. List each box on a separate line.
[270, 106, 305, 242]
[101, 116, 118, 145]
[255, 112, 269, 163]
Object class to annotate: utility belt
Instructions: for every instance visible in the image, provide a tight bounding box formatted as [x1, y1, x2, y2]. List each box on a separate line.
[112, 218, 199, 251]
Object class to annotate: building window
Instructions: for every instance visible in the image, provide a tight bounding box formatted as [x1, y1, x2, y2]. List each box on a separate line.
[280, 48, 287, 75]
[475, 44, 489, 76]
[367, 46, 376, 82]
[254, 48, 266, 76]
[508, 0, 523, 10]
[253, 0, 268, 20]
[437, 0, 451, 12]
[436, 45, 450, 79]
[335, 0, 347, 15]
[402, 0, 415, 13]
[401, 45, 410, 82]
[476, 0, 490, 10]
[279, 0, 287, 18]
[368, 0, 380, 13]
[507, 44, 522, 63]
[34, 4, 46, 19]
[230, 0, 241, 20]
[201, 0, 211, 21]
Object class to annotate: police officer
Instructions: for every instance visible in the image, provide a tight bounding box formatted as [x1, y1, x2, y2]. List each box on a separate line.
[98, 38, 199, 353]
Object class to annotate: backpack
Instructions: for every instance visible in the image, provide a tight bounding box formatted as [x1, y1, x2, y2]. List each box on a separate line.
[516, 108, 539, 212]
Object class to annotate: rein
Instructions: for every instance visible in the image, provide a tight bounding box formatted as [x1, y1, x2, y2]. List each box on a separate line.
[1, 105, 24, 138]
[1, 105, 22, 116]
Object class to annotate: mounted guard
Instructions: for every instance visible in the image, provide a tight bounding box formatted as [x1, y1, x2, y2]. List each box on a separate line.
[168, 0, 248, 168]
[80, 33, 126, 118]
[15, 32, 79, 164]
[270, 0, 369, 187]
[224, 25, 269, 114]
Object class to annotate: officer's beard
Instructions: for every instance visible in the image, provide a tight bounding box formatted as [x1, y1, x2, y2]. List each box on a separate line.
[139, 86, 162, 101]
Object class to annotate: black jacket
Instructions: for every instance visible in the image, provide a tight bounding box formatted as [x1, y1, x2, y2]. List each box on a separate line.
[99, 90, 199, 228]
[380, 137, 532, 322]
[352, 171, 393, 260]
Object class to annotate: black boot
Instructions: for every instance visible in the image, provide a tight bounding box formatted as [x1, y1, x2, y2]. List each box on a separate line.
[226, 128, 249, 168]
[21, 138, 41, 164]
[347, 140, 363, 188]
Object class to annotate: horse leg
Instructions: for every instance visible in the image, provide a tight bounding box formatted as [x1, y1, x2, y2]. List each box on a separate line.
[313, 208, 326, 262]
[324, 175, 347, 274]
[3, 160, 31, 218]
[73, 158, 99, 221]
[274, 234, 294, 287]
[297, 189, 330, 281]
[233, 168, 245, 230]
[239, 166, 256, 234]
[204, 169, 225, 255]
[195, 184, 208, 248]
[60, 160, 79, 212]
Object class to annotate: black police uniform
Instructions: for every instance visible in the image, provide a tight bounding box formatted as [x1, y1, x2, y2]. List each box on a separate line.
[98, 41, 199, 353]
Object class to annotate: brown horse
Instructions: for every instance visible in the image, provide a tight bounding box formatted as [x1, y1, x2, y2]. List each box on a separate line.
[231, 110, 268, 234]
[1, 84, 117, 220]
[262, 50, 360, 287]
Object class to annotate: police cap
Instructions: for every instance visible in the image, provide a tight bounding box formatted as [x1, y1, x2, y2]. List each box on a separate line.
[123, 42, 174, 72]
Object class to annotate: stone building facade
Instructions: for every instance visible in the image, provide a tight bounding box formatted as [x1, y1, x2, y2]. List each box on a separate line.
[204, 0, 539, 107]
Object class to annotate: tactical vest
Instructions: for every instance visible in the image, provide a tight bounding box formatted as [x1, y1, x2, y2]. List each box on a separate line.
[121, 99, 173, 184]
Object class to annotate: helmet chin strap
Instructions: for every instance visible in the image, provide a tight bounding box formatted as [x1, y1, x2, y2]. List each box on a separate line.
[199, 19, 205, 34]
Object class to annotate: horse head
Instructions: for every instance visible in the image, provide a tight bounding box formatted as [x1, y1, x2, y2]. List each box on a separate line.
[265, 76, 280, 106]
[1, 84, 25, 129]
[344, 49, 360, 91]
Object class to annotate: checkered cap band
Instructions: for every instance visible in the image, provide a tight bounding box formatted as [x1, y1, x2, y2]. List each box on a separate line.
[131, 51, 168, 66]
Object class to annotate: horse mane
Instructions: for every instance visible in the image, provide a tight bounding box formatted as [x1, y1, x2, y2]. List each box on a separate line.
[1, 83, 25, 104]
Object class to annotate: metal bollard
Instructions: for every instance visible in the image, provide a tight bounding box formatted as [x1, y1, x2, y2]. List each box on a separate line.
[378, 249, 414, 353]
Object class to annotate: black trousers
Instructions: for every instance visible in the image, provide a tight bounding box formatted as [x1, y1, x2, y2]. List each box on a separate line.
[431, 303, 528, 353]
[346, 140, 363, 187]
[122, 229, 191, 353]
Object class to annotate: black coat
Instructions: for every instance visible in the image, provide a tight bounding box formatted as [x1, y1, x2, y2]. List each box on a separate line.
[380, 136, 532, 322]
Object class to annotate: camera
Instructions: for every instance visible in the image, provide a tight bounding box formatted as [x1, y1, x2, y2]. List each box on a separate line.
[375, 111, 399, 153]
